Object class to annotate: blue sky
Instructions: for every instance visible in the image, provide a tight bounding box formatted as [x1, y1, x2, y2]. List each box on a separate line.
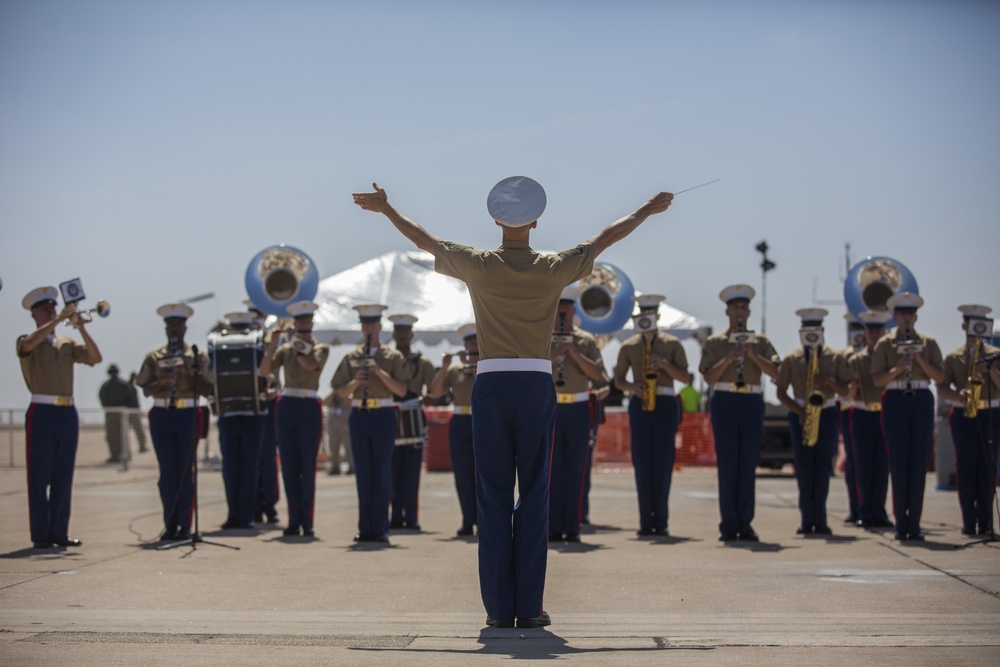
[2, 0, 998, 408]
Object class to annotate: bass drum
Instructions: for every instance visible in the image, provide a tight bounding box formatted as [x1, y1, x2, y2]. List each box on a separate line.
[208, 330, 266, 417]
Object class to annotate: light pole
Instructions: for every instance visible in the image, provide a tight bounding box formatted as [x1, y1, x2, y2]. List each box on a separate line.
[755, 241, 776, 334]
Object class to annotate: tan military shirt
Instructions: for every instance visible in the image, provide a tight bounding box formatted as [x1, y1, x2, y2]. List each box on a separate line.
[268, 336, 329, 391]
[330, 345, 410, 399]
[776, 346, 845, 402]
[402, 351, 437, 398]
[699, 329, 780, 384]
[869, 329, 943, 382]
[136, 342, 214, 400]
[434, 239, 595, 360]
[844, 348, 883, 407]
[441, 363, 477, 407]
[615, 331, 688, 390]
[552, 327, 604, 394]
[941, 343, 1000, 394]
[16, 334, 93, 396]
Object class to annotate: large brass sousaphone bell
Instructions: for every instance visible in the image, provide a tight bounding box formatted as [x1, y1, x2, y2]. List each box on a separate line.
[245, 245, 319, 316]
[575, 262, 636, 334]
[844, 256, 918, 321]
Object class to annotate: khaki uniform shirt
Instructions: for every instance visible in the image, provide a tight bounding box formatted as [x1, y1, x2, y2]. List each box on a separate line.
[330, 345, 410, 400]
[869, 330, 943, 382]
[844, 348, 883, 408]
[17, 334, 92, 396]
[941, 343, 1000, 394]
[553, 327, 604, 394]
[434, 239, 595, 360]
[402, 351, 437, 399]
[699, 329, 780, 384]
[269, 337, 329, 391]
[777, 346, 845, 402]
[441, 364, 477, 407]
[136, 343, 214, 400]
[615, 331, 688, 390]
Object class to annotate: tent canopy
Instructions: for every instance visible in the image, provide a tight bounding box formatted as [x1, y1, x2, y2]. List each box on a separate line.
[312, 250, 712, 346]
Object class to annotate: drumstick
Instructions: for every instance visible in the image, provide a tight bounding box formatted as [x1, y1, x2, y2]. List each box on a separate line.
[673, 178, 720, 195]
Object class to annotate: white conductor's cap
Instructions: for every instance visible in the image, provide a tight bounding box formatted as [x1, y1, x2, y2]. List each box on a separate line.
[457, 322, 477, 340]
[22, 286, 58, 311]
[157, 303, 194, 320]
[487, 176, 546, 227]
[354, 304, 388, 322]
[719, 284, 755, 304]
[958, 304, 992, 319]
[887, 291, 924, 310]
[388, 313, 419, 328]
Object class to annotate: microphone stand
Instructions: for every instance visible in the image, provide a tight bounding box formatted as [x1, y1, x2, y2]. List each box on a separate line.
[959, 353, 999, 548]
[159, 344, 239, 552]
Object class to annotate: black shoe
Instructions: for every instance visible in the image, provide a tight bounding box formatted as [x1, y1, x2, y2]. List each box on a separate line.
[486, 617, 514, 628]
[796, 525, 811, 535]
[255, 514, 264, 524]
[907, 532, 925, 541]
[738, 530, 759, 542]
[456, 526, 474, 537]
[390, 521, 405, 530]
[302, 528, 315, 537]
[283, 526, 300, 537]
[894, 532, 907, 541]
[581, 517, 591, 525]
[405, 522, 422, 531]
[517, 611, 551, 628]
[855, 519, 869, 529]
[53, 538, 82, 547]
[637, 528, 655, 537]
[652, 527, 669, 537]
[266, 514, 280, 525]
[977, 526, 995, 536]
[549, 532, 564, 542]
[814, 525, 833, 536]
[175, 530, 192, 540]
[564, 534, 581, 543]
[843, 513, 858, 524]
[961, 525, 976, 536]
[221, 519, 239, 530]
[32, 541, 53, 549]
[719, 532, 738, 542]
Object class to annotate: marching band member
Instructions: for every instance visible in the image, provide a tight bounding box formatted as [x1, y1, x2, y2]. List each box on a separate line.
[259, 300, 329, 538]
[776, 308, 849, 536]
[330, 304, 409, 543]
[388, 313, 436, 531]
[700, 285, 779, 542]
[247, 301, 281, 525]
[428, 323, 480, 537]
[613, 293, 690, 538]
[870, 292, 944, 541]
[549, 286, 608, 543]
[840, 313, 866, 525]
[136, 303, 212, 541]
[846, 311, 894, 529]
[18, 286, 102, 548]
[936, 305, 1000, 537]
[216, 312, 263, 530]
[353, 176, 673, 629]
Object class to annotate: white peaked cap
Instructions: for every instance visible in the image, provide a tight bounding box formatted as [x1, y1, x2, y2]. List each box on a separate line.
[487, 176, 546, 227]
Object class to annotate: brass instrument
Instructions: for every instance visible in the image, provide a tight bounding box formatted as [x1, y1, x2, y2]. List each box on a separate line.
[575, 262, 636, 334]
[641, 332, 657, 412]
[245, 245, 319, 316]
[734, 319, 747, 390]
[844, 256, 919, 319]
[899, 323, 918, 396]
[802, 345, 824, 446]
[553, 314, 571, 388]
[965, 340, 985, 419]
[63, 299, 110, 325]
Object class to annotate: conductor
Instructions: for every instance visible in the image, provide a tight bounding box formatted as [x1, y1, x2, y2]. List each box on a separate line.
[353, 176, 673, 629]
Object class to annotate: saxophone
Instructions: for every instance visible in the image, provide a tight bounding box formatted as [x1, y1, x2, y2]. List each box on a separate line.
[901, 323, 916, 396]
[802, 345, 824, 447]
[964, 340, 984, 418]
[359, 333, 372, 411]
[641, 333, 657, 412]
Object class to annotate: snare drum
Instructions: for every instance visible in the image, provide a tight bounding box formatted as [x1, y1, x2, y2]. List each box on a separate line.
[395, 400, 427, 447]
[208, 331, 266, 417]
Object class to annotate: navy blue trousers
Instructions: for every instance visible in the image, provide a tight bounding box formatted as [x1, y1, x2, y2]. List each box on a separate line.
[840, 408, 858, 517]
[550, 401, 591, 538]
[149, 407, 199, 534]
[349, 406, 397, 537]
[882, 389, 935, 535]
[391, 443, 423, 526]
[449, 414, 477, 530]
[257, 400, 279, 520]
[25, 403, 78, 544]
[710, 391, 764, 534]
[472, 371, 554, 624]
[581, 422, 599, 523]
[788, 407, 839, 529]
[949, 406, 999, 531]
[219, 415, 263, 525]
[628, 395, 679, 532]
[275, 396, 322, 531]
[850, 408, 889, 524]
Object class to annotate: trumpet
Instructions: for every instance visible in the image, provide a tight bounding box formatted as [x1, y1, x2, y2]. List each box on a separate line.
[965, 340, 985, 419]
[64, 299, 110, 325]
[897, 323, 922, 396]
[802, 345, 824, 446]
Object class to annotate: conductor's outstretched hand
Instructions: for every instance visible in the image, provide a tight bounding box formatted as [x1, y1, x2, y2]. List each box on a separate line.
[642, 192, 674, 216]
[353, 183, 390, 213]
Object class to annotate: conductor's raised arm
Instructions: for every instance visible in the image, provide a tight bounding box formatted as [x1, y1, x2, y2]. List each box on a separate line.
[585, 191, 674, 257]
[352, 183, 440, 253]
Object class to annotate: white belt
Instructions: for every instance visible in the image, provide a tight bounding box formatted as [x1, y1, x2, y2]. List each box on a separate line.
[153, 398, 197, 408]
[396, 398, 423, 410]
[453, 405, 473, 415]
[853, 402, 883, 413]
[556, 391, 591, 404]
[477, 358, 552, 374]
[31, 394, 74, 407]
[795, 397, 838, 409]
[713, 382, 762, 395]
[352, 398, 394, 409]
[887, 380, 929, 391]
[840, 400, 854, 411]
[280, 388, 318, 399]
[656, 387, 675, 396]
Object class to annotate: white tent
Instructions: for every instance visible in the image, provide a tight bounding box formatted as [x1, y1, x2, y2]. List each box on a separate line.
[311, 250, 712, 346]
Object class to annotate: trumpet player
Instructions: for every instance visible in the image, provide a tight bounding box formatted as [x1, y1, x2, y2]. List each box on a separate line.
[428, 323, 480, 537]
[136, 303, 213, 541]
[614, 293, 689, 537]
[330, 304, 409, 543]
[549, 286, 608, 543]
[700, 285, 779, 542]
[936, 305, 1000, 537]
[871, 292, 944, 541]
[776, 309, 850, 537]
[259, 300, 330, 538]
[18, 286, 102, 549]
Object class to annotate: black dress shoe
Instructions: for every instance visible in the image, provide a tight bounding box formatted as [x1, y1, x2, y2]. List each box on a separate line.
[564, 534, 581, 543]
[221, 519, 239, 530]
[894, 532, 907, 541]
[32, 541, 53, 549]
[855, 519, 869, 529]
[160, 530, 177, 541]
[796, 525, 811, 535]
[255, 514, 264, 524]
[302, 528, 315, 537]
[283, 526, 300, 537]
[456, 526, 474, 537]
[718, 532, 738, 542]
[813, 525, 833, 536]
[266, 514, 280, 524]
[907, 532, 925, 541]
[390, 521, 405, 530]
[652, 527, 670, 536]
[961, 525, 976, 536]
[875, 518, 895, 529]
[516, 611, 551, 628]
[406, 522, 421, 531]
[549, 532, 564, 542]
[637, 528, 655, 537]
[977, 526, 995, 536]
[53, 538, 82, 547]
[738, 530, 759, 542]
[843, 513, 858, 524]
[486, 617, 514, 628]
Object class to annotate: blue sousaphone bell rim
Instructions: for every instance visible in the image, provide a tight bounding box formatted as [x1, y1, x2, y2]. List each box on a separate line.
[575, 262, 636, 335]
[844, 256, 918, 327]
[245, 244, 319, 317]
